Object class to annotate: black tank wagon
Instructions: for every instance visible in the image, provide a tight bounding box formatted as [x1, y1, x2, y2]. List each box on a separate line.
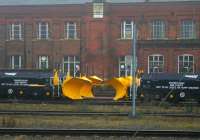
[138, 73, 200, 103]
[0, 70, 53, 99]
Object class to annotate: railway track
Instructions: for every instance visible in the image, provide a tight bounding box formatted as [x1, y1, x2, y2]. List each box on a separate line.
[0, 99, 199, 106]
[0, 99, 132, 105]
[0, 128, 199, 137]
[0, 110, 200, 117]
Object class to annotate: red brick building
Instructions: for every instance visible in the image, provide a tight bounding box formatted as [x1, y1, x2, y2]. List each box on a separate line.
[0, 0, 199, 79]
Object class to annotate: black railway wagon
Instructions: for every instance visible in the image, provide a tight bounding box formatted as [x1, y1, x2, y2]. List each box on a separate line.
[0, 70, 52, 99]
[138, 73, 200, 102]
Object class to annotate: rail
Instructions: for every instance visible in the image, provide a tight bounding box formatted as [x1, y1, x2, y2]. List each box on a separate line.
[0, 128, 199, 137]
[0, 111, 200, 117]
[0, 99, 132, 105]
[0, 99, 199, 106]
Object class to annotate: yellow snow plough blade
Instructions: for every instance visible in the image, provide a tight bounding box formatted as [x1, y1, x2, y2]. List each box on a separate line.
[124, 76, 141, 87]
[106, 76, 141, 100]
[79, 76, 94, 98]
[106, 77, 128, 100]
[62, 78, 83, 100]
[88, 76, 103, 85]
[124, 76, 132, 87]
[62, 77, 94, 100]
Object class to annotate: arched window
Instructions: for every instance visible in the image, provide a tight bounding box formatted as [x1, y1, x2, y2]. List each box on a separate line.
[148, 54, 164, 73]
[178, 54, 194, 74]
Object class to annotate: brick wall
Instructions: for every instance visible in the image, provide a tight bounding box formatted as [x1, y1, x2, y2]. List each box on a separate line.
[0, 1, 199, 78]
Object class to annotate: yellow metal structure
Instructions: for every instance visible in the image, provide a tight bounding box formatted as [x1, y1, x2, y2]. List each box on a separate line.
[62, 76, 94, 100]
[88, 76, 103, 85]
[106, 77, 127, 100]
[65, 72, 72, 81]
[61, 72, 140, 100]
[79, 76, 94, 98]
[106, 76, 141, 100]
[53, 70, 59, 86]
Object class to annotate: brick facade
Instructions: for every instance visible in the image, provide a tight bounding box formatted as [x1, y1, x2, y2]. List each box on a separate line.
[0, 1, 199, 78]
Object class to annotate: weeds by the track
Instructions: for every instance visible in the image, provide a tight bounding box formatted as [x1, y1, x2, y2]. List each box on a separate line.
[0, 103, 199, 133]
[0, 103, 199, 114]
[0, 115, 200, 131]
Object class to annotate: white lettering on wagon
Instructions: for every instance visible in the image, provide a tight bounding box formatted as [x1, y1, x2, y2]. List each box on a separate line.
[1, 79, 29, 86]
[155, 81, 199, 90]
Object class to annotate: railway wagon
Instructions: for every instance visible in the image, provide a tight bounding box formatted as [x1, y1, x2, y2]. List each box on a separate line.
[137, 73, 200, 103]
[0, 70, 52, 99]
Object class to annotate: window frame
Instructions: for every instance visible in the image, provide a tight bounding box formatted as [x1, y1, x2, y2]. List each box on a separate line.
[121, 20, 134, 39]
[178, 54, 194, 74]
[10, 23, 22, 40]
[118, 55, 132, 77]
[152, 19, 166, 40]
[148, 54, 164, 73]
[38, 22, 49, 40]
[62, 56, 80, 77]
[65, 22, 77, 40]
[93, 3, 104, 18]
[10, 55, 22, 69]
[38, 56, 49, 69]
[180, 20, 196, 39]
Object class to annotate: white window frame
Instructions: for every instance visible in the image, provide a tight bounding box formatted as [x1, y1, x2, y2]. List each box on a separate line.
[121, 21, 134, 39]
[10, 23, 22, 40]
[39, 56, 49, 69]
[63, 56, 80, 77]
[93, 3, 104, 18]
[178, 54, 194, 74]
[38, 22, 49, 40]
[148, 54, 164, 73]
[10, 55, 22, 69]
[152, 20, 165, 39]
[118, 55, 132, 77]
[181, 20, 196, 39]
[65, 22, 77, 39]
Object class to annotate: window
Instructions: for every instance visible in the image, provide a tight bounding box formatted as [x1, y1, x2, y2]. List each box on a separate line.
[148, 55, 164, 73]
[180, 20, 196, 39]
[10, 55, 22, 69]
[9, 23, 22, 40]
[119, 55, 132, 77]
[93, 3, 104, 18]
[121, 21, 134, 39]
[38, 22, 49, 40]
[63, 56, 80, 77]
[178, 55, 194, 74]
[39, 56, 48, 69]
[152, 20, 166, 39]
[65, 22, 77, 39]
